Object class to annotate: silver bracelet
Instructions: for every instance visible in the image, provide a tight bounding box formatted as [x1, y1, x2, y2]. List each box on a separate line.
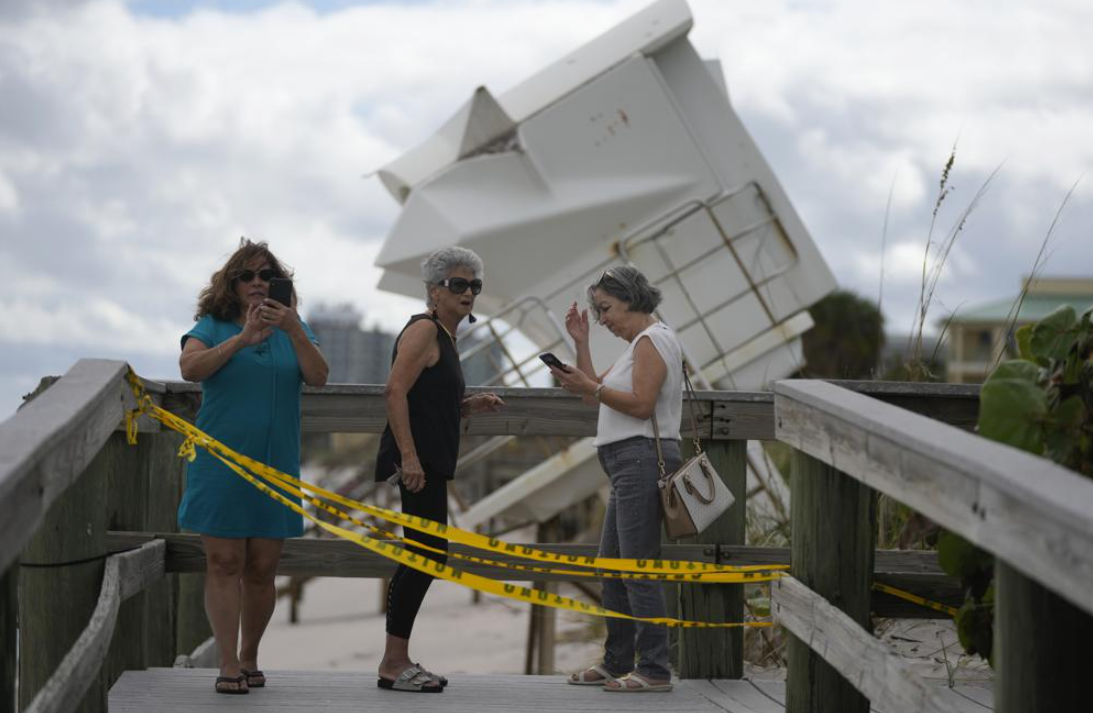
[593, 384, 606, 401]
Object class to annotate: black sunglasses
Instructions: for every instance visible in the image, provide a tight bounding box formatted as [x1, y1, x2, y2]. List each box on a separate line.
[440, 277, 483, 295]
[236, 268, 277, 283]
[597, 269, 617, 285]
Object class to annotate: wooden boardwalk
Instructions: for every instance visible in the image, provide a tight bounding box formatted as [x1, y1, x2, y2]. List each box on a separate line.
[109, 669, 994, 712]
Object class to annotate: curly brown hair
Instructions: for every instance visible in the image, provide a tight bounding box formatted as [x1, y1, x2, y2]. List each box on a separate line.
[195, 238, 295, 322]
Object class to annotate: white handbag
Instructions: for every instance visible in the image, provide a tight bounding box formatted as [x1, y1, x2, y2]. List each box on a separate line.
[652, 369, 735, 539]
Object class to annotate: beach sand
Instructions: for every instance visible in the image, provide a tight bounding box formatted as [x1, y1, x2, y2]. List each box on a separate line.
[261, 575, 603, 676]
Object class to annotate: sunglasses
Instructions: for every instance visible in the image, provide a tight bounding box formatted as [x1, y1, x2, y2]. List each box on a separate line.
[597, 269, 617, 285]
[236, 269, 277, 283]
[440, 277, 483, 295]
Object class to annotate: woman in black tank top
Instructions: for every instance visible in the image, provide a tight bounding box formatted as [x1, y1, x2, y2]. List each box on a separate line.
[373, 247, 503, 693]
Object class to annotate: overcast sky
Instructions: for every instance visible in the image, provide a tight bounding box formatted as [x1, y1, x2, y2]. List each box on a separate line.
[1, 0, 1091, 417]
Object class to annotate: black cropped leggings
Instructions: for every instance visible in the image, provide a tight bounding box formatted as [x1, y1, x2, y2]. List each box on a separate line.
[385, 474, 449, 639]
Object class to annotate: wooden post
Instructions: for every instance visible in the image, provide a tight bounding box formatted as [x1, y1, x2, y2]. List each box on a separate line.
[18, 435, 114, 712]
[143, 431, 185, 665]
[102, 434, 151, 688]
[525, 520, 557, 674]
[167, 431, 212, 658]
[676, 439, 747, 679]
[1, 562, 15, 713]
[786, 451, 875, 713]
[995, 561, 1093, 712]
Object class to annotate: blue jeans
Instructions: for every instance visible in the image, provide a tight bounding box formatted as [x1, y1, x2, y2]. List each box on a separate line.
[597, 436, 681, 680]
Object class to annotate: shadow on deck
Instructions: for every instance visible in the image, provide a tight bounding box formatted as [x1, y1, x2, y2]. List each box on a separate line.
[109, 669, 994, 712]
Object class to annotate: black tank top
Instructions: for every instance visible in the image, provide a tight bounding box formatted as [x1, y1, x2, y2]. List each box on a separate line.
[375, 313, 466, 481]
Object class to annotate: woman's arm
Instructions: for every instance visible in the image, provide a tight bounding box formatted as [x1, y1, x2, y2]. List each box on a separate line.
[180, 335, 242, 382]
[179, 304, 269, 382]
[383, 320, 440, 493]
[286, 324, 329, 387]
[565, 302, 600, 406]
[550, 336, 667, 419]
[260, 298, 329, 387]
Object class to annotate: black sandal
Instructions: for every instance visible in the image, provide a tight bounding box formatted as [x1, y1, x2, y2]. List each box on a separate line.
[241, 668, 266, 688]
[214, 674, 249, 695]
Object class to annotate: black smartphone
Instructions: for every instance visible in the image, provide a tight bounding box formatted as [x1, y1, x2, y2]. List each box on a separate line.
[538, 352, 571, 371]
[268, 277, 293, 307]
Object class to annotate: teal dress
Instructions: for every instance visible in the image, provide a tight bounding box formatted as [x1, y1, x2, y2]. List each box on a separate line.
[177, 315, 318, 539]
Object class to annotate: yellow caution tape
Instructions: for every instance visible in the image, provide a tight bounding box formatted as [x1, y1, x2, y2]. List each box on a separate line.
[204, 437, 767, 629]
[872, 582, 959, 618]
[125, 370, 785, 581]
[124, 369, 777, 628]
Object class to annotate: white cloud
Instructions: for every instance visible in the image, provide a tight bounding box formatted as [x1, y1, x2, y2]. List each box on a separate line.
[0, 171, 18, 215]
[1, 0, 1092, 417]
[0, 295, 184, 355]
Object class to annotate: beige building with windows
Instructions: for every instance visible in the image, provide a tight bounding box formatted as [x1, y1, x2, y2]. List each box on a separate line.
[945, 277, 1093, 383]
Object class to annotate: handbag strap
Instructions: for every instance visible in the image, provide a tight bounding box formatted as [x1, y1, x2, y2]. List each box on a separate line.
[651, 361, 704, 478]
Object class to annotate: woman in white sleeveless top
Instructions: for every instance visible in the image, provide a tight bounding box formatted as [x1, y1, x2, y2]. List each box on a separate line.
[547, 266, 683, 693]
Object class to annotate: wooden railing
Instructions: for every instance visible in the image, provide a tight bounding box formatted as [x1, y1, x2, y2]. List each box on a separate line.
[1, 359, 985, 713]
[772, 380, 1093, 712]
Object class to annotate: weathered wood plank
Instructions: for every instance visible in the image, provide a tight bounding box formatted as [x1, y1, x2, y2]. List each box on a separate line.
[24, 541, 164, 713]
[785, 452, 874, 713]
[676, 439, 747, 679]
[0, 563, 15, 713]
[774, 379, 1093, 618]
[107, 533, 958, 617]
[995, 561, 1093, 713]
[773, 575, 963, 713]
[157, 379, 980, 439]
[19, 436, 113, 712]
[0, 359, 133, 574]
[109, 669, 767, 712]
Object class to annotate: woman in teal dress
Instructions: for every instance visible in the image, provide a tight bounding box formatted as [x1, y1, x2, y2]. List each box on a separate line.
[178, 238, 328, 694]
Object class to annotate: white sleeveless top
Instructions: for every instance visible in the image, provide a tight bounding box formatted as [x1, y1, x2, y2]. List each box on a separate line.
[593, 322, 684, 447]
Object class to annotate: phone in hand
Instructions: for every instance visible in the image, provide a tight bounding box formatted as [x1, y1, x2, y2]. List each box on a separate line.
[268, 277, 293, 307]
[538, 352, 571, 372]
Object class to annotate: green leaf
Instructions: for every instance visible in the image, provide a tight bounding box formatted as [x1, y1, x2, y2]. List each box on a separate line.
[954, 596, 993, 659]
[937, 530, 993, 579]
[1044, 395, 1085, 462]
[979, 360, 1048, 453]
[1029, 306, 1079, 362]
[987, 359, 1042, 384]
[1015, 324, 1038, 363]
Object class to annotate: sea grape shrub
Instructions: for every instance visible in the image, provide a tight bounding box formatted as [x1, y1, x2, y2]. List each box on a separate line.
[938, 303, 1093, 663]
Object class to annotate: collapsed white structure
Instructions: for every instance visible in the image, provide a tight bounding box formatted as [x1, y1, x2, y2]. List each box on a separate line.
[373, 0, 835, 528]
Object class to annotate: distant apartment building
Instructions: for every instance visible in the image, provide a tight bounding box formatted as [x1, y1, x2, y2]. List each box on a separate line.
[945, 277, 1093, 384]
[307, 304, 394, 385]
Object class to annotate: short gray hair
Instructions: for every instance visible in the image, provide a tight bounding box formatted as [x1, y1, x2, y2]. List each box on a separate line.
[587, 265, 662, 321]
[422, 246, 484, 304]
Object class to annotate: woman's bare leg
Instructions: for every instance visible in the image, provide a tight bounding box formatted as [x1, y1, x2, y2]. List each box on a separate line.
[202, 535, 247, 691]
[239, 537, 284, 683]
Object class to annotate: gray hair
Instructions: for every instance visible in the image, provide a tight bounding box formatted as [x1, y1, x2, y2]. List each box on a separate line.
[421, 246, 484, 305]
[586, 265, 662, 321]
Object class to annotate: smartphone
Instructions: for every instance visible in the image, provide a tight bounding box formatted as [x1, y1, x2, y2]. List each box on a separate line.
[268, 277, 293, 307]
[538, 352, 571, 372]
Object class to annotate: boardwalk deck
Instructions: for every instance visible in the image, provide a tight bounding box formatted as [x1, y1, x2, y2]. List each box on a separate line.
[109, 669, 994, 712]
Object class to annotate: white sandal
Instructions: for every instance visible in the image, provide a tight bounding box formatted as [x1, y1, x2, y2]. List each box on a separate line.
[603, 672, 673, 693]
[567, 664, 619, 686]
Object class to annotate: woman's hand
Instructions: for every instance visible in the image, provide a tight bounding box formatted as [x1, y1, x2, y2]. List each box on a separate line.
[565, 301, 590, 344]
[549, 363, 598, 397]
[239, 302, 273, 347]
[461, 393, 505, 417]
[259, 298, 302, 334]
[400, 454, 427, 493]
